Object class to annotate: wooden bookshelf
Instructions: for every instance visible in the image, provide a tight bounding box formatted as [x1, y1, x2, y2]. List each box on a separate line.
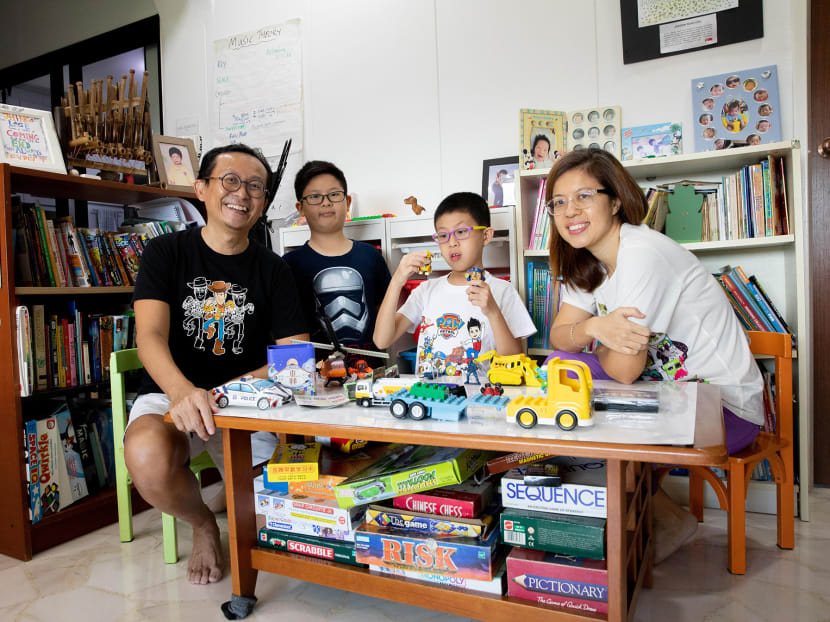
[0, 163, 199, 560]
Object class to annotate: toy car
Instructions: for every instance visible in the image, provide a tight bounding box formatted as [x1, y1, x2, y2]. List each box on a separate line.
[212, 375, 293, 410]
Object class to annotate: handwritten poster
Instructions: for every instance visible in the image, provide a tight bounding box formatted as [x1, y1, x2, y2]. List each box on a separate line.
[0, 106, 65, 174]
[212, 20, 303, 218]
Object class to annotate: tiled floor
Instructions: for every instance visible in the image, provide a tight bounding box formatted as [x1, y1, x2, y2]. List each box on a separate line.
[1, 487, 828, 622]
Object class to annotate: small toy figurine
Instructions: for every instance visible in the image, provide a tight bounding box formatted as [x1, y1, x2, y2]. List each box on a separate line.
[465, 267, 484, 282]
[212, 375, 293, 410]
[418, 251, 432, 275]
[348, 359, 373, 379]
[404, 195, 425, 215]
[480, 382, 504, 397]
[318, 353, 349, 387]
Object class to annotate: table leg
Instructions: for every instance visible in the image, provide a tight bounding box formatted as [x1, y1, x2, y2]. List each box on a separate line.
[606, 458, 627, 622]
[223, 428, 259, 611]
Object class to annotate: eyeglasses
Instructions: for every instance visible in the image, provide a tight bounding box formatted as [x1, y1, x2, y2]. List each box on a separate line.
[545, 188, 611, 216]
[301, 191, 347, 205]
[431, 226, 487, 245]
[203, 173, 267, 198]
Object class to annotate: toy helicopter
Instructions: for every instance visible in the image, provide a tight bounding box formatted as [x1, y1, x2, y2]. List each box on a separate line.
[295, 308, 389, 387]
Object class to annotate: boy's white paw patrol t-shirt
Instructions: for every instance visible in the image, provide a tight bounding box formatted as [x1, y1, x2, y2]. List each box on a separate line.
[398, 271, 536, 379]
[562, 223, 763, 425]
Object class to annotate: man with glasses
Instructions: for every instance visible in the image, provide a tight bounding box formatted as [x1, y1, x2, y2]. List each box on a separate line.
[283, 161, 390, 367]
[374, 192, 535, 379]
[126, 144, 308, 585]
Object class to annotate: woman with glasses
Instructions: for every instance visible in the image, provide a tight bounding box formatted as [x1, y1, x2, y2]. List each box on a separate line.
[546, 148, 764, 563]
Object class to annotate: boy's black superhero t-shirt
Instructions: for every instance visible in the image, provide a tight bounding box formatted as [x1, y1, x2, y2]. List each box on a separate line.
[133, 227, 307, 394]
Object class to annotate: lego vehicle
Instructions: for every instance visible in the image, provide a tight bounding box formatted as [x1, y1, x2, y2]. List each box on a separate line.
[212, 375, 293, 410]
[388, 382, 468, 421]
[476, 350, 542, 387]
[505, 358, 593, 430]
[354, 376, 418, 407]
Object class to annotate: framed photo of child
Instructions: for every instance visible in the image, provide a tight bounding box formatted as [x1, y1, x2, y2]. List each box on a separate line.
[690, 65, 781, 152]
[152, 135, 199, 191]
[519, 109, 566, 171]
[0, 104, 66, 175]
[481, 156, 519, 207]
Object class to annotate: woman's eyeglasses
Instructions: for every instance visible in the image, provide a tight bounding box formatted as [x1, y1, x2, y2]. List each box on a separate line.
[545, 188, 611, 216]
[431, 226, 487, 244]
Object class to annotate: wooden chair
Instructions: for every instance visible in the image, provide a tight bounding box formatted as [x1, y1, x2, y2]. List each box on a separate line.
[662, 331, 795, 574]
[111, 348, 216, 564]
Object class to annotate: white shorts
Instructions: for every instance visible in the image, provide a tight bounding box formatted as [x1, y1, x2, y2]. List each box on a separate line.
[128, 392, 225, 475]
[128, 393, 278, 476]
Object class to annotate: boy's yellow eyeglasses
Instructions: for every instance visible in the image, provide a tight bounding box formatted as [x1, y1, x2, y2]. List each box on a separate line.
[431, 226, 487, 244]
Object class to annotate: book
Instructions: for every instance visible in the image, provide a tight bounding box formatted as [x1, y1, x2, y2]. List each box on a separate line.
[68, 400, 102, 494]
[54, 405, 89, 503]
[45, 218, 69, 287]
[32, 304, 47, 390]
[34, 205, 56, 286]
[58, 218, 92, 287]
[734, 266, 787, 333]
[15, 306, 33, 397]
[25, 413, 74, 522]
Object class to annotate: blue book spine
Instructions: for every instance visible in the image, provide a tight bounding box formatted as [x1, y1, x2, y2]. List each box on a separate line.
[89, 317, 101, 382]
[728, 268, 774, 331]
[744, 279, 786, 333]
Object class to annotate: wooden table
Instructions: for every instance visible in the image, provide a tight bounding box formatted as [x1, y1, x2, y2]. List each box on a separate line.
[214, 383, 726, 621]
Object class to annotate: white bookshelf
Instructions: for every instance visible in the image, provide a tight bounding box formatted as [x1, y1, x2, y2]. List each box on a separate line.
[513, 141, 810, 519]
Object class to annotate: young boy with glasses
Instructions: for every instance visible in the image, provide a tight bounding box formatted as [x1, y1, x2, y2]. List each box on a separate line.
[283, 161, 391, 365]
[374, 192, 535, 379]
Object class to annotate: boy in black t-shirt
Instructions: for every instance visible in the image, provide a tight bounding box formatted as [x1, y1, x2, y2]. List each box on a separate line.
[126, 144, 308, 586]
[283, 161, 391, 367]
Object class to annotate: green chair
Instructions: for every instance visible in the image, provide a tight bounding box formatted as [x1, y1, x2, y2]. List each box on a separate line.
[111, 349, 217, 564]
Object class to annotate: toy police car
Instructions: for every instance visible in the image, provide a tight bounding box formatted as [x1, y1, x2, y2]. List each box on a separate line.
[212, 375, 293, 410]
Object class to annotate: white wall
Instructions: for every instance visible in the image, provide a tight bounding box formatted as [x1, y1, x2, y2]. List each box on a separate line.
[0, 0, 809, 219]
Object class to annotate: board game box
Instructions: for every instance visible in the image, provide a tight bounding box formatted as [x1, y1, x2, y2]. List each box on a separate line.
[257, 528, 366, 567]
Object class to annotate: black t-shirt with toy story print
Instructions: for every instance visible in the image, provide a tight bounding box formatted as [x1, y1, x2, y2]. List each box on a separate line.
[133, 226, 307, 395]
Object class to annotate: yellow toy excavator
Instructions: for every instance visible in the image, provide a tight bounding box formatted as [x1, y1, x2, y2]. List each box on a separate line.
[475, 350, 542, 387]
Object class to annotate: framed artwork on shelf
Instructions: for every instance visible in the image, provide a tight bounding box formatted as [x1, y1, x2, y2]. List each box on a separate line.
[152, 135, 199, 191]
[519, 109, 566, 171]
[481, 156, 519, 208]
[621, 122, 683, 160]
[691, 65, 781, 152]
[0, 104, 66, 175]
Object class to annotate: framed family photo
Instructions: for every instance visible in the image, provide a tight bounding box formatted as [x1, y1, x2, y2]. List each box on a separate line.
[481, 156, 519, 207]
[152, 135, 199, 191]
[0, 104, 66, 174]
[519, 109, 566, 171]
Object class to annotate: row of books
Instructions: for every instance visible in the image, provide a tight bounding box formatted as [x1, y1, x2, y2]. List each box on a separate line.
[712, 265, 792, 340]
[642, 154, 789, 242]
[526, 179, 552, 250]
[525, 260, 561, 350]
[24, 303, 135, 393]
[12, 200, 181, 288]
[24, 401, 115, 523]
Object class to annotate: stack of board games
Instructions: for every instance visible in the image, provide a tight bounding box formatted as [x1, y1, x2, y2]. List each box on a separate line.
[355, 475, 506, 595]
[499, 457, 609, 614]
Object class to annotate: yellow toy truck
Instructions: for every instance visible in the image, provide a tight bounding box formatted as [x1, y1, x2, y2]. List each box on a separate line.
[506, 357, 594, 430]
[475, 350, 542, 387]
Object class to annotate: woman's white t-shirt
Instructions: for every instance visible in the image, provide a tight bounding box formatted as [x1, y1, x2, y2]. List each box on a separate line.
[562, 223, 763, 425]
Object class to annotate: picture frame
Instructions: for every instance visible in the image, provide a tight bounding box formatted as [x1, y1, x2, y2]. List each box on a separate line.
[519, 109, 566, 171]
[481, 156, 519, 208]
[152, 135, 199, 191]
[0, 104, 66, 175]
[621, 122, 683, 161]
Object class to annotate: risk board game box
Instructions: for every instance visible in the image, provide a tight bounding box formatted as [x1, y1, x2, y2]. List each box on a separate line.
[257, 528, 366, 567]
[354, 522, 500, 581]
[501, 457, 607, 518]
[501, 508, 606, 559]
[334, 445, 492, 509]
[507, 547, 608, 614]
[392, 476, 496, 518]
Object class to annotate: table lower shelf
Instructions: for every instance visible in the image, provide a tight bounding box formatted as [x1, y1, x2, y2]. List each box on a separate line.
[250, 547, 606, 621]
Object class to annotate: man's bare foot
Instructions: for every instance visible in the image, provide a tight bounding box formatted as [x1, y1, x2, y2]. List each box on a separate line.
[188, 519, 225, 584]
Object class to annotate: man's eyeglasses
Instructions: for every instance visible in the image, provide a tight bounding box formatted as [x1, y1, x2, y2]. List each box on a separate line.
[301, 191, 347, 205]
[431, 226, 487, 244]
[203, 173, 267, 198]
[545, 188, 611, 216]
